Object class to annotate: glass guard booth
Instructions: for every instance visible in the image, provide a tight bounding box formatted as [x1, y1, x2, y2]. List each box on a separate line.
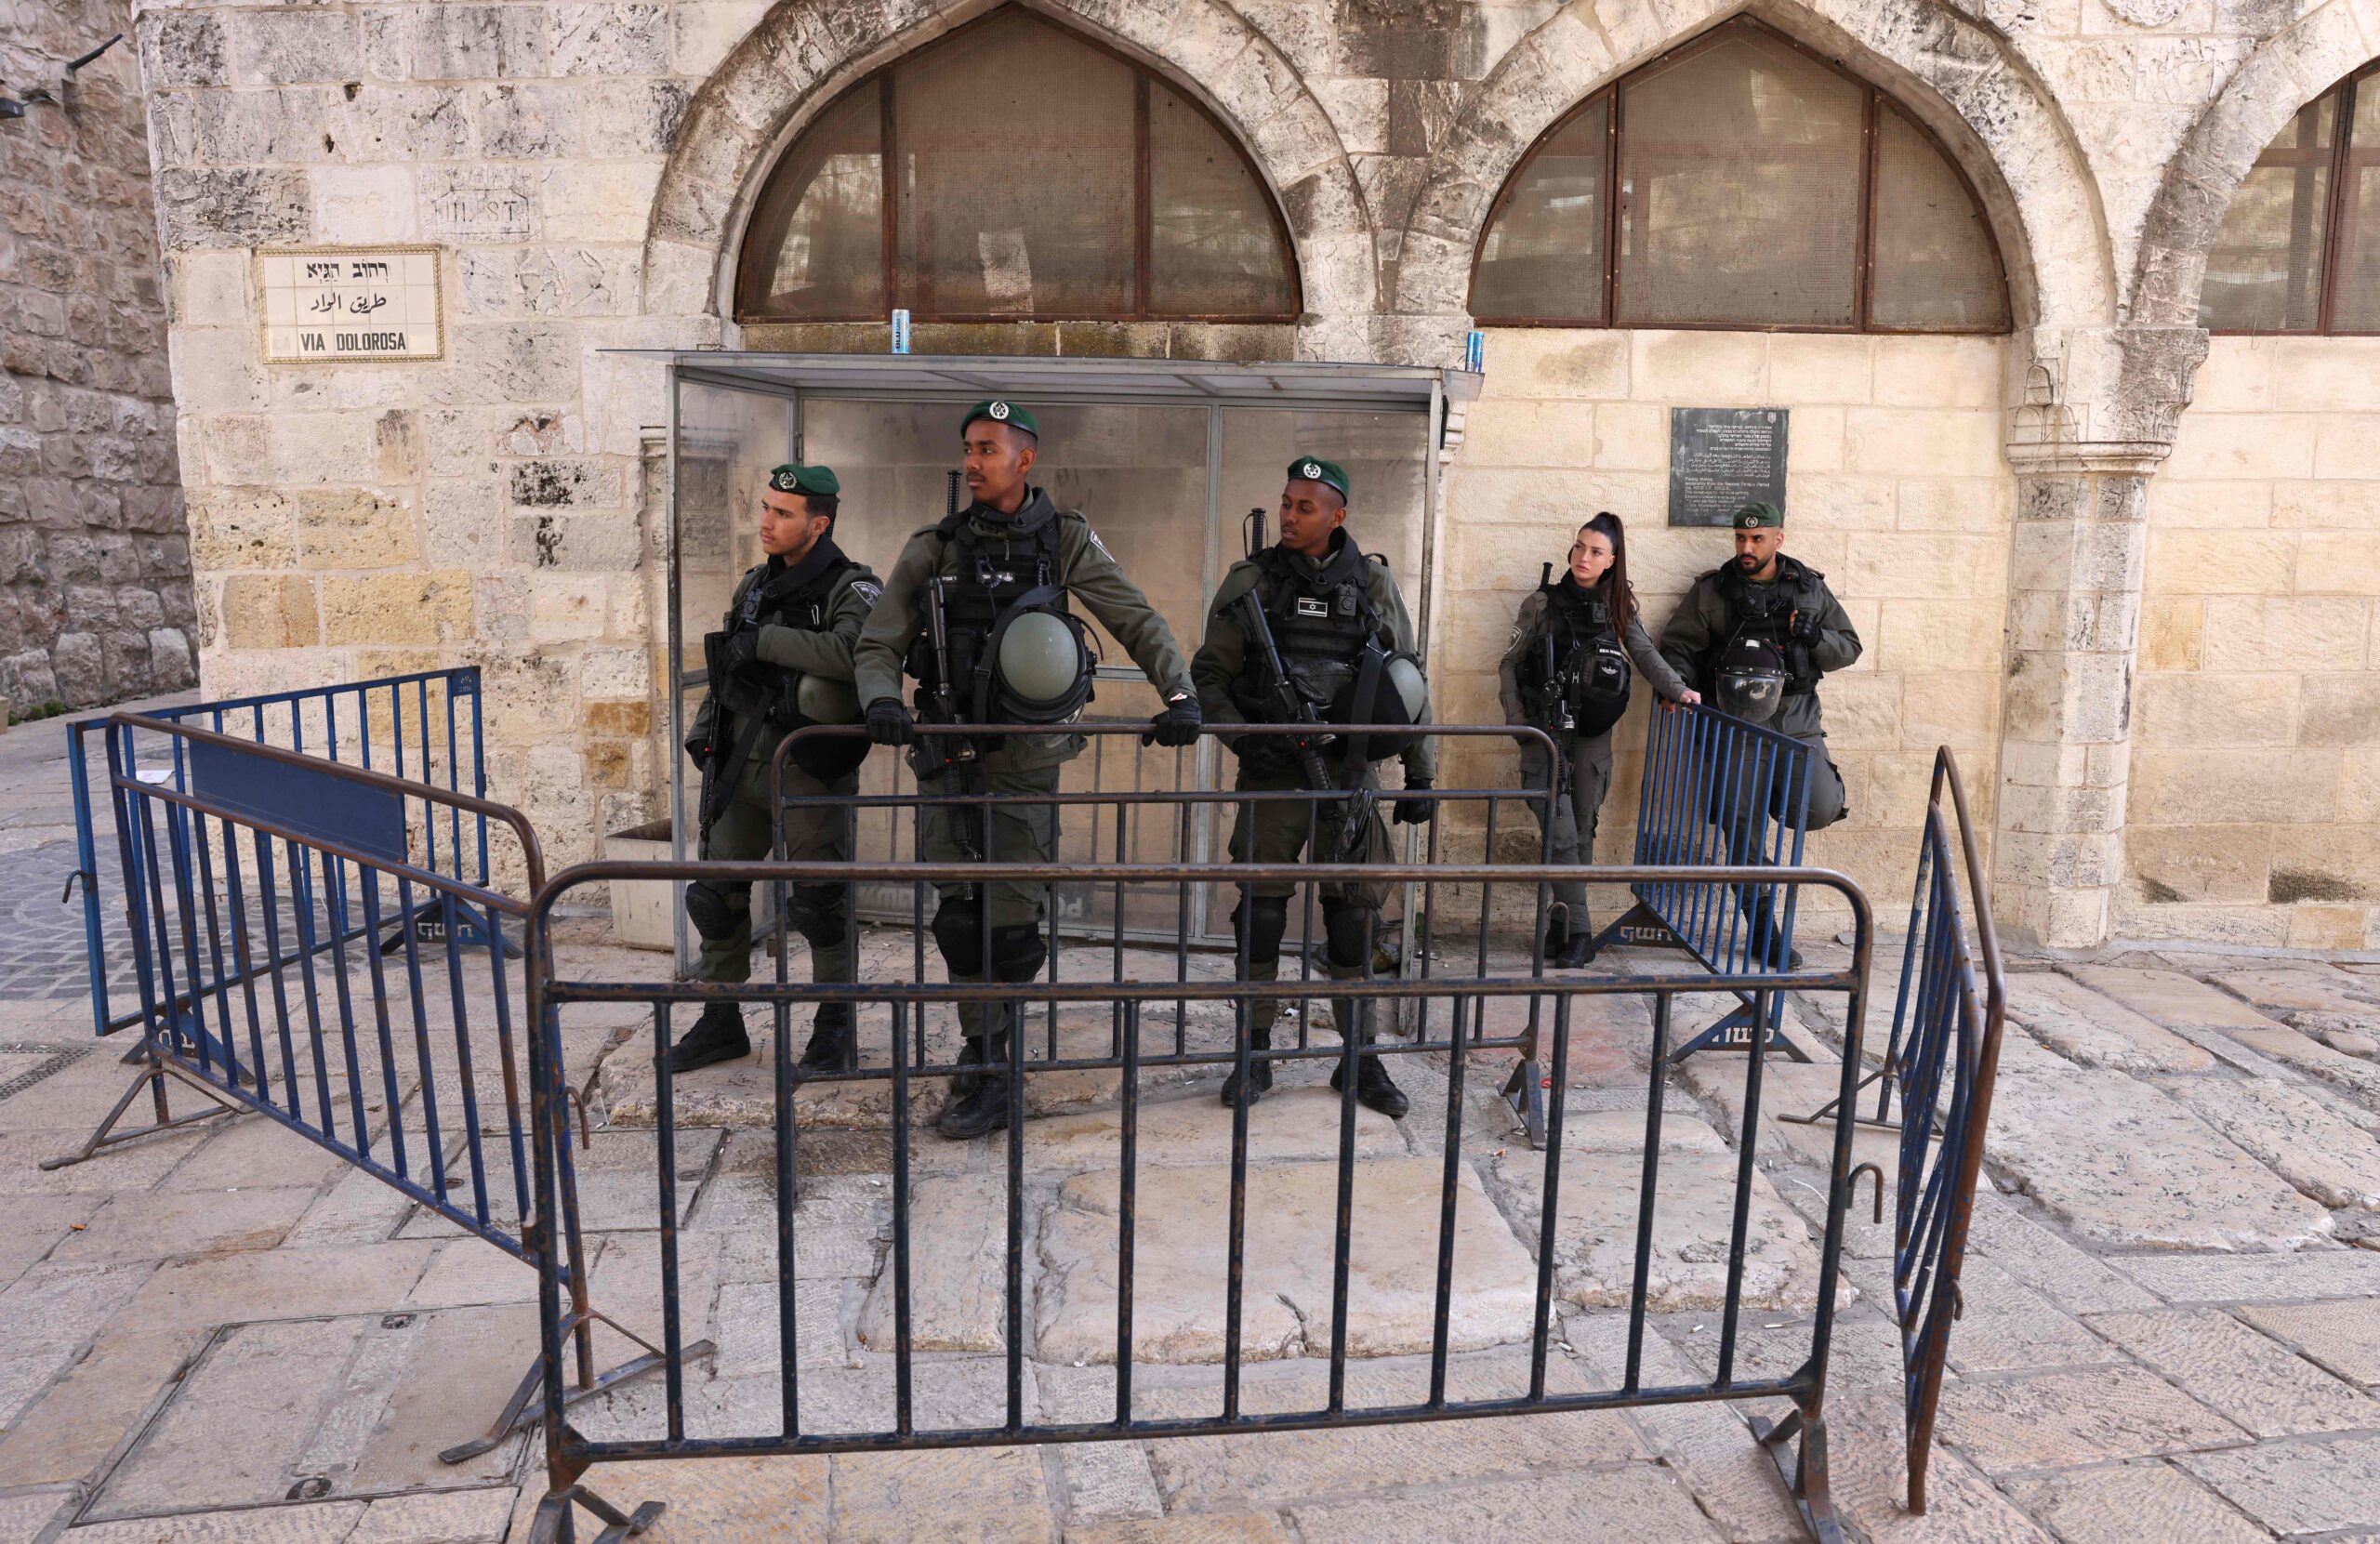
[632, 353, 1481, 967]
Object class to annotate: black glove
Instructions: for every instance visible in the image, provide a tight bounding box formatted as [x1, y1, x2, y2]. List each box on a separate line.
[1144, 693, 1202, 747]
[1788, 606, 1824, 645]
[1393, 777, 1435, 825]
[683, 732, 709, 770]
[720, 629, 762, 675]
[866, 699, 914, 746]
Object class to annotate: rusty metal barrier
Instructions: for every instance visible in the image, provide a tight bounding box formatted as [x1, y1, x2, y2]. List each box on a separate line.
[85, 714, 709, 1461]
[1884, 750, 2005, 1511]
[1593, 704, 1819, 1063]
[520, 838, 1875, 1544]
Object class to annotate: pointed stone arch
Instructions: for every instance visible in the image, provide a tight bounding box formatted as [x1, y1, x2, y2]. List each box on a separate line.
[1390, 0, 2115, 339]
[637, 0, 1379, 352]
[2132, 0, 2378, 327]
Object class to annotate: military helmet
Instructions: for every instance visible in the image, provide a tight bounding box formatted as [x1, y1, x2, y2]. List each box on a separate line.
[1712, 634, 1788, 724]
[795, 672, 862, 725]
[993, 609, 1093, 722]
[1383, 652, 1429, 725]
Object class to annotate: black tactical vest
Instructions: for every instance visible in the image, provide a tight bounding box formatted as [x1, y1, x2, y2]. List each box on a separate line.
[1713, 557, 1825, 695]
[1233, 534, 1380, 718]
[737, 543, 854, 636]
[711, 540, 868, 782]
[910, 495, 1092, 724]
[1524, 574, 1632, 736]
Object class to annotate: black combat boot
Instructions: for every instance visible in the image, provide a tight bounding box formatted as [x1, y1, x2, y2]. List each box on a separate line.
[936, 1034, 1012, 1140]
[1554, 928, 1597, 970]
[1331, 1052, 1409, 1119]
[1219, 1028, 1274, 1106]
[668, 1001, 750, 1073]
[796, 1001, 855, 1074]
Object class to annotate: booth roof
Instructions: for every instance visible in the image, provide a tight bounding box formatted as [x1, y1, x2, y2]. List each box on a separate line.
[606, 352, 1482, 414]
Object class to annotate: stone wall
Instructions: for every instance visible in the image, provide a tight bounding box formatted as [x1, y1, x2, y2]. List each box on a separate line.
[133, 0, 2380, 947]
[2126, 335, 2380, 951]
[1444, 330, 2010, 926]
[2, 0, 192, 712]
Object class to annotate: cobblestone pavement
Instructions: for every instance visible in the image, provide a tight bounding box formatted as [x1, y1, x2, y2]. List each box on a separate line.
[3, 710, 2379, 1544]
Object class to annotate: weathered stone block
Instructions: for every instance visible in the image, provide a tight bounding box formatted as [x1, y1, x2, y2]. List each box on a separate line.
[218, 574, 319, 649]
[319, 571, 473, 646]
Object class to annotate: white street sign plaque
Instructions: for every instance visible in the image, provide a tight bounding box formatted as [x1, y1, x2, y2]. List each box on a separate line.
[258, 246, 444, 363]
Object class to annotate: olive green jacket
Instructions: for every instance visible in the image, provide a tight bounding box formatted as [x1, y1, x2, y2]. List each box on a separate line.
[692, 553, 880, 772]
[1192, 541, 1436, 785]
[1656, 558, 1861, 741]
[852, 490, 1195, 772]
[1496, 581, 1690, 728]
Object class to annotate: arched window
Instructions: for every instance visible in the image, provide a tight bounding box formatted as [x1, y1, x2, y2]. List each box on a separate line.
[2202, 63, 2379, 334]
[1470, 19, 2009, 333]
[736, 7, 1301, 324]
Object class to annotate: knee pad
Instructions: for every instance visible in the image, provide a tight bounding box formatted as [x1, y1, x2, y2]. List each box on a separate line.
[787, 882, 847, 949]
[1322, 900, 1376, 970]
[683, 879, 744, 944]
[988, 923, 1046, 984]
[1231, 895, 1289, 966]
[931, 898, 985, 975]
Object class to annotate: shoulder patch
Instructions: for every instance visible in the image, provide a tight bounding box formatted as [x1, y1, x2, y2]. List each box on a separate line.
[849, 578, 882, 606]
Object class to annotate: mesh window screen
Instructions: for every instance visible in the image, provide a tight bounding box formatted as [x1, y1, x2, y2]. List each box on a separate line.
[892, 11, 1137, 317]
[2202, 95, 2335, 332]
[737, 83, 885, 319]
[1871, 107, 2008, 329]
[1615, 32, 1863, 327]
[1148, 83, 1297, 316]
[2333, 83, 2380, 330]
[1472, 98, 1609, 322]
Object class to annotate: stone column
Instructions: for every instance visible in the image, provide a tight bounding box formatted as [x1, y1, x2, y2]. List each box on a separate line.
[1993, 326, 2205, 951]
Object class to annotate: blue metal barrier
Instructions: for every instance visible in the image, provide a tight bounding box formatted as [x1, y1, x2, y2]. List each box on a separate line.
[1592, 704, 1817, 1060]
[1883, 749, 2003, 1512]
[65, 667, 498, 1045]
[74, 715, 707, 1461]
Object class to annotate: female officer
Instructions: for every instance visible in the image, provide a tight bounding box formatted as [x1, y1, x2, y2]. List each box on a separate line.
[1498, 511, 1699, 967]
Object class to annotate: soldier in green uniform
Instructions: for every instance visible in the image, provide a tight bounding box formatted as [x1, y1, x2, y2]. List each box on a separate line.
[1499, 511, 1699, 968]
[853, 400, 1201, 1141]
[1657, 501, 1860, 967]
[1192, 458, 1435, 1118]
[671, 464, 881, 1075]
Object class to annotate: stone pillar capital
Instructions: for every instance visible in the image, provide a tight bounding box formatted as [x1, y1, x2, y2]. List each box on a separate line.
[2003, 323, 2210, 472]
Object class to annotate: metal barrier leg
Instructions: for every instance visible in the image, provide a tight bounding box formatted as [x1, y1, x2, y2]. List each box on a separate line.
[1751, 1405, 1844, 1544]
[438, 1303, 714, 1465]
[39, 1038, 241, 1171]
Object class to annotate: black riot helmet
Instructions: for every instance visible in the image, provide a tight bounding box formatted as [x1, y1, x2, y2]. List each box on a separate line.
[1712, 633, 1789, 724]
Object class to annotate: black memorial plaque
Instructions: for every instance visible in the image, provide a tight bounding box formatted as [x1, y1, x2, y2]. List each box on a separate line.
[1668, 407, 1789, 527]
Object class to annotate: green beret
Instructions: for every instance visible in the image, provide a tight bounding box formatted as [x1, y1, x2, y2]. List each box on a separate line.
[962, 399, 1038, 439]
[1733, 502, 1783, 530]
[768, 463, 839, 497]
[1285, 457, 1349, 499]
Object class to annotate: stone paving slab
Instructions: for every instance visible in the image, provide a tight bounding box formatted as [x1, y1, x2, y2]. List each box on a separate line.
[1674, 1052, 1902, 1172]
[1068, 1518, 1293, 1543]
[1818, 1383, 2061, 1543]
[0, 1324, 205, 1489]
[835, 1445, 1055, 1544]
[2209, 963, 2380, 1017]
[0, 1128, 207, 1195]
[1023, 1087, 1404, 1172]
[1491, 1147, 1826, 1313]
[2003, 971, 2212, 1074]
[577, 1455, 830, 1544]
[2000, 1462, 2271, 1544]
[1141, 1353, 1644, 1511]
[2241, 1299, 2380, 1387]
[2088, 1307, 2380, 1437]
[858, 1171, 1014, 1355]
[1285, 1461, 1725, 1543]
[1936, 1366, 2247, 1472]
[1982, 1065, 2333, 1251]
[1566, 1313, 1808, 1544]
[2171, 1075, 2380, 1209]
[1844, 1256, 2109, 1376]
[2178, 1432, 2380, 1535]
[1036, 1156, 1537, 1366]
[2060, 967, 2286, 1032]
[51, 1183, 316, 1264]
[2227, 1024, 2380, 1111]
[2111, 1247, 2380, 1303]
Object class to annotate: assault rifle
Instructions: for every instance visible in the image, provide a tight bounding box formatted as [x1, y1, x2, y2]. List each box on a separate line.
[1234, 582, 1372, 864]
[927, 469, 981, 866]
